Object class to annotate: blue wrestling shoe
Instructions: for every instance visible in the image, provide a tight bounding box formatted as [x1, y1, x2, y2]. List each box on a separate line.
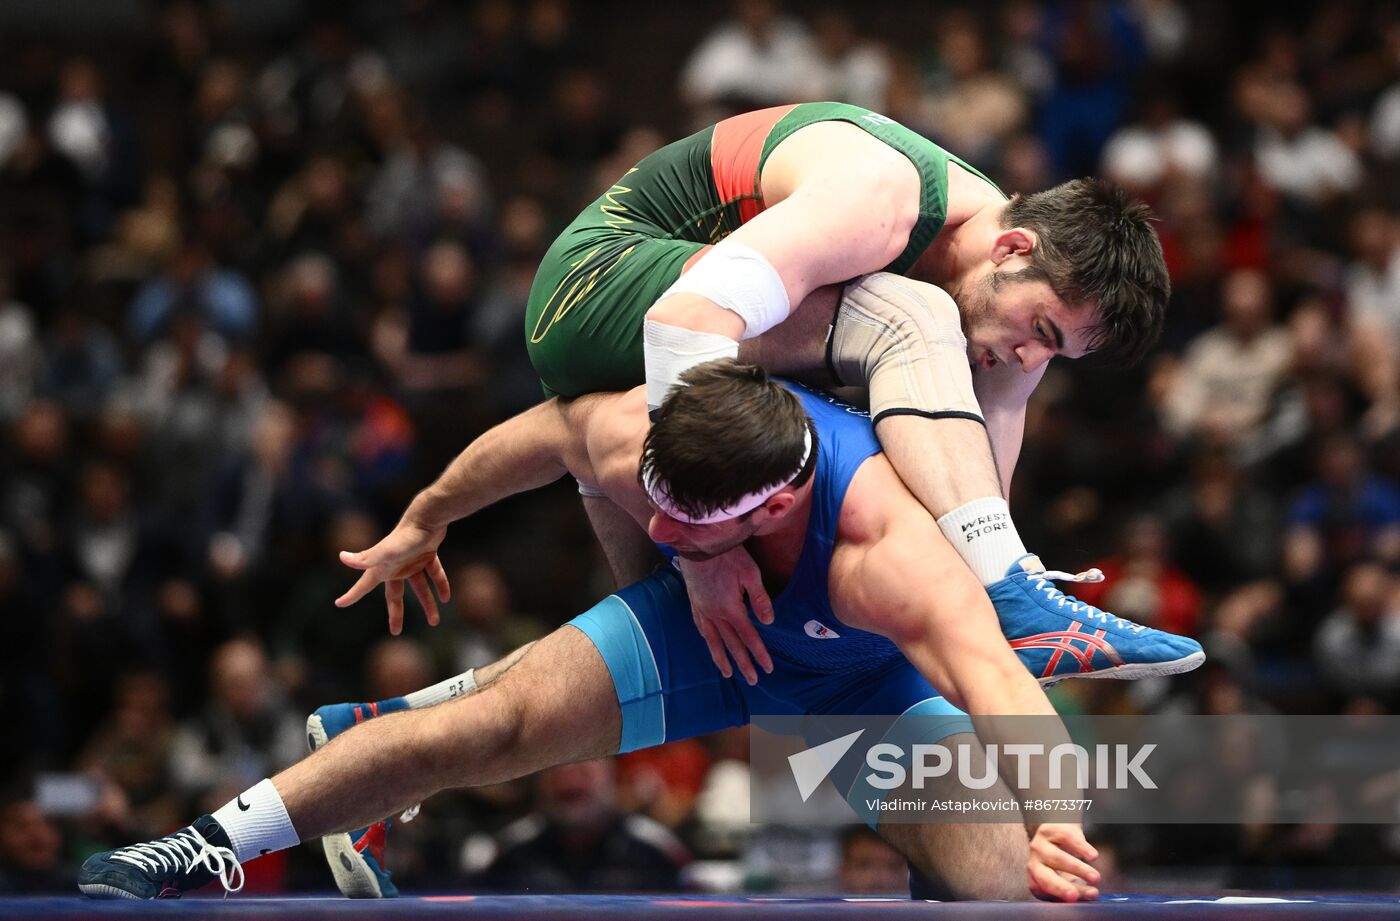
[322, 819, 399, 899]
[307, 699, 410, 898]
[990, 555, 1205, 687]
[305, 697, 410, 752]
[78, 815, 244, 899]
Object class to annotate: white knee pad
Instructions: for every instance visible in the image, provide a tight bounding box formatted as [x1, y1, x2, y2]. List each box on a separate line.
[827, 273, 984, 426]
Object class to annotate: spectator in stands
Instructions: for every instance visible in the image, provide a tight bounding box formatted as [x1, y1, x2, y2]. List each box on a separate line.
[809, 8, 892, 112]
[474, 758, 689, 892]
[169, 638, 303, 801]
[1161, 268, 1293, 452]
[1314, 562, 1400, 708]
[1162, 448, 1280, 593]
[1074, 514, 1203, 637]
[1283, 435, 1400, 586]
[0, 796, 71, 894]
[128, 239, 257, 345]
[680, 0, 822, 121]
[920, 12, 1028, 162]
[449, 561, 542, 675]
[76, 672, 179, 835]
[1102, 86, 1218, 196]
[838, 826, 907, 895]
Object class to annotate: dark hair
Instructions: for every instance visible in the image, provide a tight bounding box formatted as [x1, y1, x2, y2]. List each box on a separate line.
[641, 360, 817, 521]
[1000, 178, 1169, 366]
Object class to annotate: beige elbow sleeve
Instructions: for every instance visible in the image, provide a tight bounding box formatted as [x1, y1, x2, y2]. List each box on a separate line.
[827, 273, 984, 426]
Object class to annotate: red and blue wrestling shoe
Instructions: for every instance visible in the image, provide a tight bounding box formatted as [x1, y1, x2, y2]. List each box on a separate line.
[307, 699, 414, 898]
[989, 554, 1205, 687]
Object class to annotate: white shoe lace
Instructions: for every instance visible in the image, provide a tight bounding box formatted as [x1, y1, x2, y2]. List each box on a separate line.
[399, 804, 421, 823]
[1031, 567, 1146, 634]
[111, 826, 246, 895]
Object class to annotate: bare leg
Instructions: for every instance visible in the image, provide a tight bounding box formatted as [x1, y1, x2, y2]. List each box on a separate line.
[874, 732, 1029, 901]
[473, 642, 533, 688]
[745, 282, 1004, 511]
[583, 494, 662, 588]
[880, 820, 1029, 901]
[874, 416, 1003, 511]
[277, 625, 619, 839]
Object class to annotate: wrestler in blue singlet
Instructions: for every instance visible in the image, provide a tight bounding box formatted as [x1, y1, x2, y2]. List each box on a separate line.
[569, 382, 970, 760]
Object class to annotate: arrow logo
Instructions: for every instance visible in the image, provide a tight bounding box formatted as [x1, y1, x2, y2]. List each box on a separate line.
[787, 730, 865, 802]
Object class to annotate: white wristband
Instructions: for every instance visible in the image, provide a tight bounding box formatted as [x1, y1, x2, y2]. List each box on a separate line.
[657, 241, 790, 339]
[644, 319, 739, 411]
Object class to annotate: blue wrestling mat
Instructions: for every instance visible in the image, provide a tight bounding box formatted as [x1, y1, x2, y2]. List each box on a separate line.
[5, 894, 1400, 920]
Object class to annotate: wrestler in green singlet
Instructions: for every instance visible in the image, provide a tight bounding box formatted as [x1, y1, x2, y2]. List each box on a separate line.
[524, 101, 1003, 397]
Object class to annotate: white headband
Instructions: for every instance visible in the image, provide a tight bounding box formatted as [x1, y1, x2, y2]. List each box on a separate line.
[642, 428, 813, 526]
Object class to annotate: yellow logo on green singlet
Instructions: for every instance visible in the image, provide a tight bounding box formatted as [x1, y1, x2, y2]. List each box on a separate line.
[531, 171, 646, 343]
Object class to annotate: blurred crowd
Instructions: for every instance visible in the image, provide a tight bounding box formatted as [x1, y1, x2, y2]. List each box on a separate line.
[2, 0, 1400, 898]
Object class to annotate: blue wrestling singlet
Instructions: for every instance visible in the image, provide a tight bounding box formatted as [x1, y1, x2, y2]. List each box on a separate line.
[568, 382, 970, 758]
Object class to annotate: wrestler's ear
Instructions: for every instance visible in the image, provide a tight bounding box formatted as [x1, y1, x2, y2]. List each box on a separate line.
[755, 491, 797, 523]
[990, 228, 1038, 265]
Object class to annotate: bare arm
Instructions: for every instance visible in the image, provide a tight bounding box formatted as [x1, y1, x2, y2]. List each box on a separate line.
[646, 122, 920, 338]
[337, 395, 629, 631]
[403, 399, 584, 530]
[831, 469, 1098, 901]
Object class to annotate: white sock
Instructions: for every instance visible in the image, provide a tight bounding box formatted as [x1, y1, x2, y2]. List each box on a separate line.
[210, 779, 300, 863]
[403, 668, 476, 709]
[936, 497, 1030, 586]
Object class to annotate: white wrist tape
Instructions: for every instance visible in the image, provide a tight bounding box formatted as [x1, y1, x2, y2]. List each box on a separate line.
[644, 318, 739, 411]
[657, 241, 790, 339]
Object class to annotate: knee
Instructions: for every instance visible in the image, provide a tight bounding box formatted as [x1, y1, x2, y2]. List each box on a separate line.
[409, 691, 525, 786]
[841, 273, 965, 355]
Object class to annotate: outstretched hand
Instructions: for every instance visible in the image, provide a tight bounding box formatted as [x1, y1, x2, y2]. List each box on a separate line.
[337, 518, 450, 634]
[1027, 823, 1100, 902]
[678, 546, 775, 686]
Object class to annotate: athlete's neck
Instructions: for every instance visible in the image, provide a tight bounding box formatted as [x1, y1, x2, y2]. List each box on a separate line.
[911, 201, 1005, 305]
[747, 480, 814, 593]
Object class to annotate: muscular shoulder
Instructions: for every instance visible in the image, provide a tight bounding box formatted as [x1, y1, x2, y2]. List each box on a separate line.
[834, 454, 923, 547]
[828, 455, 960, 640]
[568, 386, 649, 490]
[761, 121, 920, 216]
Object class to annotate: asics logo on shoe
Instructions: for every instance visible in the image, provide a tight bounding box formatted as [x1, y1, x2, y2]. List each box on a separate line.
[805, 620, 840, 639]
[1009, 621, 1124, 680]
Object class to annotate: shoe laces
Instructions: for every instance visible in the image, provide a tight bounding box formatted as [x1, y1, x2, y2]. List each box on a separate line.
[111, 826, 246, 895]
[1031, 567, 1146, 634]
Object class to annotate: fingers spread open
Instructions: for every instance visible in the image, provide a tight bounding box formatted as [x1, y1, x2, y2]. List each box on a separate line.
[335, 569, 379, 608]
